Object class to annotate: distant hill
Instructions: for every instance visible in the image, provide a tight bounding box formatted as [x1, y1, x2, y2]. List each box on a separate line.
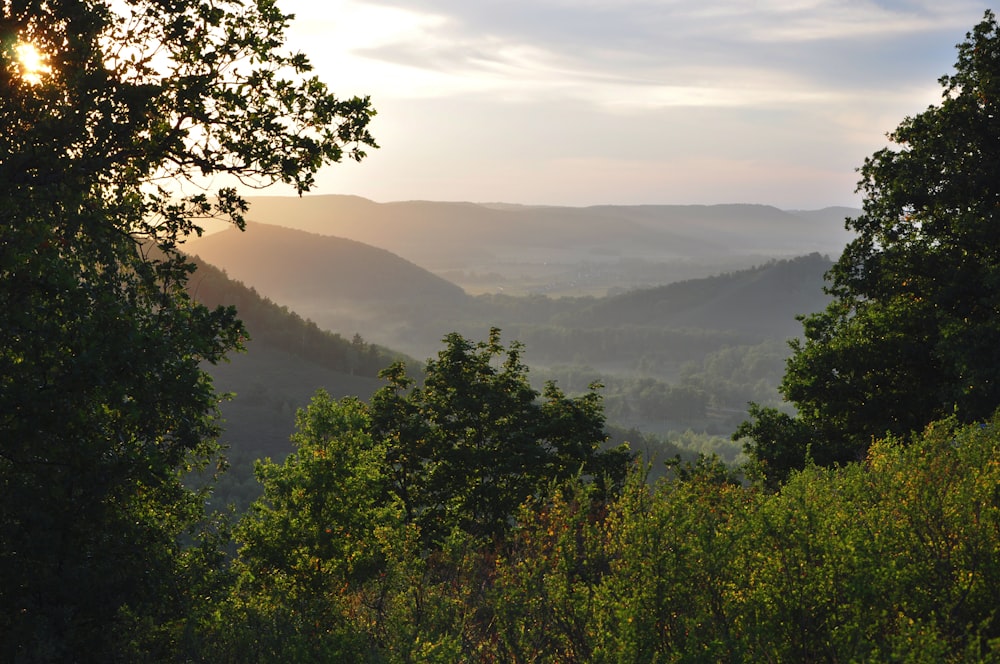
[187, 221, 835, 366]
[186, 222, 471, 343]
[561, 253, 834, 338]
[231, 195, 857, 295]
[185, 257, 406, 507]
[456, 254, 834, 381]
[188, 255, 403, 380]
[786, 207, 858, 229]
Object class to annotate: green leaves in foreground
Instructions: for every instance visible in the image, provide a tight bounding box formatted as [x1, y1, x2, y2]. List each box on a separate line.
[489, 415, 1000, 663]
[207, 398, 1000, 661]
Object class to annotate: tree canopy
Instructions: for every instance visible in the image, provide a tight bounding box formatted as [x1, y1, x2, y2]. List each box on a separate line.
[737, 10, 1000, 484]
[371, 329, 631, 545]
[0, 0, 375, 657]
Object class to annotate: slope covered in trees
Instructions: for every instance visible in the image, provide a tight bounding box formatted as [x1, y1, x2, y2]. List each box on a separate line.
[187, 223, 831, 372]
[10, 1, 1000, 659]
[187, 222, 470, 336]
[188, 256, 399, 380]
[183, 258, 403, 509]
[559, 252, 832, 336]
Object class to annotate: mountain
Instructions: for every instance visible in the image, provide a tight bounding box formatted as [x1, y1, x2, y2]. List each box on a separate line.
[186, 222, 470, 346]
[561, 253, 834, 338]
[230, 195, 857, 295]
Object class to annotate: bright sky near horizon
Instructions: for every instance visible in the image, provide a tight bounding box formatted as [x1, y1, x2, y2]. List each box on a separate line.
[278, 0, 988, 209]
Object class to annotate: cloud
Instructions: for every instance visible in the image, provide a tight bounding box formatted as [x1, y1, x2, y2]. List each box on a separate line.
[277, 0, 990, 206]
[289, 0, 984, 111]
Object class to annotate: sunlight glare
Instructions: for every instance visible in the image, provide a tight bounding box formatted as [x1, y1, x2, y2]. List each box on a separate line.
[15, 42, 52, 85]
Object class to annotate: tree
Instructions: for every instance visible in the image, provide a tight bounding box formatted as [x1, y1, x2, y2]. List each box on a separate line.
[218, 332, 629, 658]
[0, 0, 375, 657]
[738, 11, 1000, 484]
[222, 393, 390, 661]
[370, 329, 632, 545]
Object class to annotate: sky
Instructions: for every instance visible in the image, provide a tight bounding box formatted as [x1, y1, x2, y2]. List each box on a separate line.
[276, 0, 989, 209]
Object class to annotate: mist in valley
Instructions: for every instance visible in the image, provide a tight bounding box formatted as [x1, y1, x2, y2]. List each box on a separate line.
[186, 195, 856, 505]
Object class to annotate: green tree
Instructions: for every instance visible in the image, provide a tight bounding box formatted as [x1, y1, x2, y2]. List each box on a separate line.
[739, 11, 1000, 483]
[217, 393, 390, 661]
[0, 0, 375, 658]
[371, 329, 632, 546]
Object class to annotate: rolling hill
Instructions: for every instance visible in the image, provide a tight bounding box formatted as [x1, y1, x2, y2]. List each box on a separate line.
[559, 253, 833, 338]
[186, 220, 834, 363]
[186, 222, 470, 349]
[237, 195, 855, 260]
[185, 257, 404, 508]
[228, 195, 857, 295]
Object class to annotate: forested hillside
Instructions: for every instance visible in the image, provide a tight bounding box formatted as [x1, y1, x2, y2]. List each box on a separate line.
[188, 219, 831, 362]
[187, 222, 470, 338]
[187, 229, 832, 456]
[9, 3, 1000, 661]
[558, 252, 831, 336]
[185, 258, 403, 509]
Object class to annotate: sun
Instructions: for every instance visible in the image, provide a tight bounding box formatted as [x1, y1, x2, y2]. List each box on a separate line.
[15, 42, 51, 85]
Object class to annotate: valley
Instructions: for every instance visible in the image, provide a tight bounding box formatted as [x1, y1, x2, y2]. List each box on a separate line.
[186, 195, 858, 504]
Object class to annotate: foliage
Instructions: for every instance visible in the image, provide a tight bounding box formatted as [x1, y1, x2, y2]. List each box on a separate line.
[207, 331, 631, 658]
[209, 393, 389, 661]
[207, 389, 1000, 661]
[0, 0, 374, 657]
[371, 328, 632, 546]
[484, 415, 1000, 663]
[739, 11, 1000, 483]
[733, 403, 820, 489]
[490, 480, 610, 663]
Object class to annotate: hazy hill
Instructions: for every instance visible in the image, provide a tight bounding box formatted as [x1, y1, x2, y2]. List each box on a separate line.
[185, 257, 402, 507]
[186, 222, 470, 341]
[232, 195, 856, 294]
[560, 253, 833, 338]
[187, 218, 834, 366]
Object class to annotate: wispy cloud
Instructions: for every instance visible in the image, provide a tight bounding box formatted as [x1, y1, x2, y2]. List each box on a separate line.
[295, 0, 982, 108]
[278, 0, 990, 206]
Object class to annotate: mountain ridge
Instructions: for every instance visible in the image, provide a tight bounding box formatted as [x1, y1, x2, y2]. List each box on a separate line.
[233, 195, 858, 281]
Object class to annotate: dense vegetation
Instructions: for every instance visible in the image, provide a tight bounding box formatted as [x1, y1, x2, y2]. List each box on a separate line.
[7, 3, 1000, 662]
[737, 11, 1000, 487]
[0, 0, 375, 658]
[195, 413, 1000, 661]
